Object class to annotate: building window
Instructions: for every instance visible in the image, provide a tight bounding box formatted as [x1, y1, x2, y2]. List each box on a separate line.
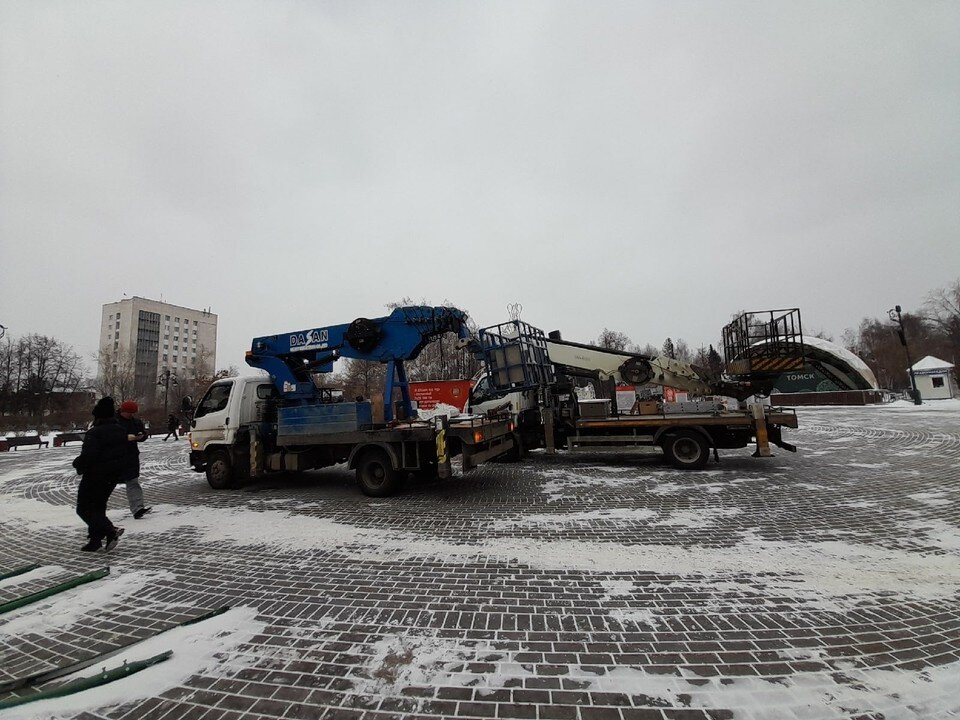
[165, 315, 170, 321]
[932, 376, 945, 388]
[163, 354, 168, 361]
[114, 341, 118, 350]
[175, 317, 180, 323]
[116, 313, 121, 319]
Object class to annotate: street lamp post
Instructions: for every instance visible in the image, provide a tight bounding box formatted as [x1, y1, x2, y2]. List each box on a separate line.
[158, 368, 179, 415]
[888, 305, 922, 406]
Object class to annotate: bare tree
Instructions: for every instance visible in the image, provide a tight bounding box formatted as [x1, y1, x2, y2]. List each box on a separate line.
[0, 333, 87, 425]
[596, 328, 632, 352]
[217, 365, 241, 379]
[922, 278, 960, 353]
[95, 347, 138, 401]
[384, 297, 481, 382]
[179, 343, 217, 406]
[340, 358, 386, 400]
[662, 337, 676, 360]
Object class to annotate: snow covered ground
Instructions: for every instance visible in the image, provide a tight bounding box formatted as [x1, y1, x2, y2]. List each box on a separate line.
[0, 402, 958, 719]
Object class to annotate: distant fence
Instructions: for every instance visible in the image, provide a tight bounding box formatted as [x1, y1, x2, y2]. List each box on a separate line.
[770, 390, 887, 406]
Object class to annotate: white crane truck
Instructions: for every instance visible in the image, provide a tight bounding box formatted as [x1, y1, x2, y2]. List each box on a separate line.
[470, 309, 803, 470]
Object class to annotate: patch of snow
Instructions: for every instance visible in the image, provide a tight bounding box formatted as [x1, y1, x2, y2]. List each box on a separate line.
[580, 661, 960, 720]
[348, 632, 532, 698]
[2, 606, 265, 720]
[599, 580, 635, 599]
[0, 570, 174, 637]
[416, 403, 461, 420]
[609, 607, 662, 629]
[647, 481, 686, 495]
[907, 491, 952, 507]
[653, 507, 741, 528]
[0, 565, 63, 591]
[536, 468, 641, 502]
[3, 499, 959, 608]
[491, 508, 657, 530]
[904, 519, 960, 554]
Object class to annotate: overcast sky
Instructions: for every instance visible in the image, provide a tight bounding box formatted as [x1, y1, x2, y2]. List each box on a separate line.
[1, 1, 958, 373]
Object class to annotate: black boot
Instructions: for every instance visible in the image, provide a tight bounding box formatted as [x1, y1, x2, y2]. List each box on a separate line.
[105, 527, 125, 551]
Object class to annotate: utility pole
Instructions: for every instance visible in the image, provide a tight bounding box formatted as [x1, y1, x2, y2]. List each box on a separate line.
[888, 305, 921, 405]
[158, 368, 179, 415]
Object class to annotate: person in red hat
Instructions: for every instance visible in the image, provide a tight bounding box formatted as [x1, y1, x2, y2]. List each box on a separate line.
[117, 400, 151, 519]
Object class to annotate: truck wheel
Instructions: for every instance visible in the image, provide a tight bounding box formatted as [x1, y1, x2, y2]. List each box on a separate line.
[662, 431, 710, 470]
[356, 448, 401, 497]
[206, 450, 235, 489]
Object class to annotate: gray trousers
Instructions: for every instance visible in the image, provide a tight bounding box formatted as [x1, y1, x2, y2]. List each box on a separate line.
[124, 476, 145, 514]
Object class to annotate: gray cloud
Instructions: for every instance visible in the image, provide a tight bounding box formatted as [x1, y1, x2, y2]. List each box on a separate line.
[1, 1, 957, 370]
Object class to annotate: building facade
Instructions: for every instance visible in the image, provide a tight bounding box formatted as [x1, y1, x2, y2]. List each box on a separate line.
[99, 297, 218, 400]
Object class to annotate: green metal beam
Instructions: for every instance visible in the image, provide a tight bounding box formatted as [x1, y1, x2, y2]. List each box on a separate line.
[0, 605, 231, 694]
[0, 563, 40, 581]
[0, 650, 172, 710]
[0, 567, 109, 614]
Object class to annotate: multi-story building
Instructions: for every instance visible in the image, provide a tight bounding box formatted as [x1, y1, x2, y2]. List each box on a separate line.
[99, 297, 218, 400]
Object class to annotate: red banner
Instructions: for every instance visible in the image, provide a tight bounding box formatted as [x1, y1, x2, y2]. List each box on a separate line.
[409, 380, 472, 411]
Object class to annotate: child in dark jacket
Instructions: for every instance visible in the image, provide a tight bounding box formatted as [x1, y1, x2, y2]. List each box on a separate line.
[73, 397, 130, 551]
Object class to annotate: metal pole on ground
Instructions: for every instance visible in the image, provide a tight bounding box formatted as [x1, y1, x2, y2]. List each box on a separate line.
[888, 305, 922, 405]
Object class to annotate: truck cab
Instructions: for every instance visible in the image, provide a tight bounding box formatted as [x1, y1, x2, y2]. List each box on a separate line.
[468, 371, 543, 456]
[189, 376, 278, 488]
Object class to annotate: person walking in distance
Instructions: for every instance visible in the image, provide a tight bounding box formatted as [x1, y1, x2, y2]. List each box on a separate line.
[117, 400, 151, 519]
[72, 397, 129, 551]
[163, 413, 179, 441]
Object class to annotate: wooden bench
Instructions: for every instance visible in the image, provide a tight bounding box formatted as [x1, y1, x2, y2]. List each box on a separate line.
[1, 435, 50, 451]
[53, 431, 86, 447]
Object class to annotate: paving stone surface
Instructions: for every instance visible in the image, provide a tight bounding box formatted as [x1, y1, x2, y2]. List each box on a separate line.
[0, 403, 958, 719]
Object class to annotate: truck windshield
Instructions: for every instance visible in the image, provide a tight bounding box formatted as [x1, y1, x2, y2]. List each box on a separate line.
[471, 375, 492, 403]
[194, 382, 233, 419]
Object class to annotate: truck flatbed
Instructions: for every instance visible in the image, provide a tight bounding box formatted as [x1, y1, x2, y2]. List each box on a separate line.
[576, 409, 798, 431]
[277, 416, 512, 447]
[563, 408, 798, 466]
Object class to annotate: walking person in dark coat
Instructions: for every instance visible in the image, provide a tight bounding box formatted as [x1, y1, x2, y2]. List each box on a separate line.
[72, 397, 129, 552]
[163, 413, 179, 441]
[117, 400, 151, 519]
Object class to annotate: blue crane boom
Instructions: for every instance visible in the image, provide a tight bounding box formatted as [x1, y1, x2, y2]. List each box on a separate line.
[245, 306, 473, 421]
